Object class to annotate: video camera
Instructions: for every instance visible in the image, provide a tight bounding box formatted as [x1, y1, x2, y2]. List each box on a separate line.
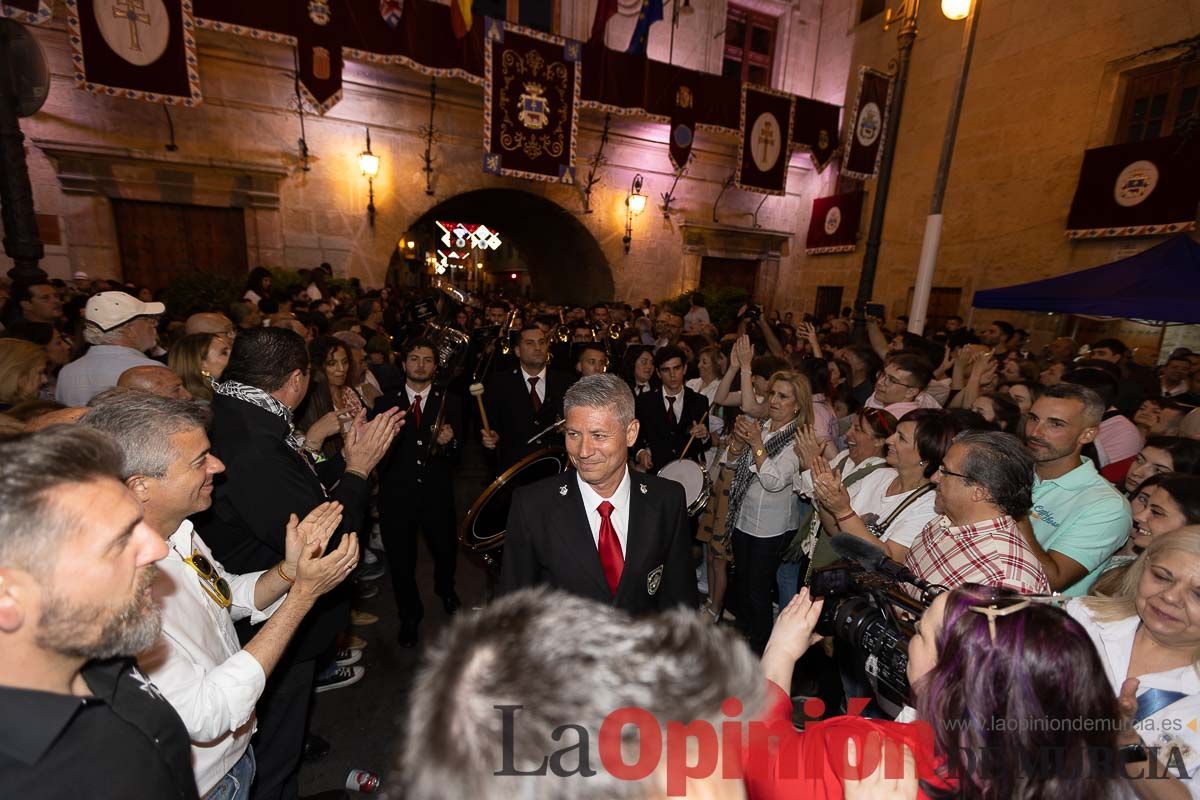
[809, 535, 946, 711]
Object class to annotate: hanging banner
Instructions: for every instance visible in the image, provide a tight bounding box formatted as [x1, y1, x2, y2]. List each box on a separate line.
[842, 67, 892, 181]
[65, 0, 202, 106]
[793, 95, 839, 173]
[735, 84, 794, 195]
[482, 19, 582, 183]
[806, 190, 864, 255]
[293, 0, 342, 114]
[1065, 135, 1200, 239]
[668, 74, 696, 171]
[1, 0, 52, 24]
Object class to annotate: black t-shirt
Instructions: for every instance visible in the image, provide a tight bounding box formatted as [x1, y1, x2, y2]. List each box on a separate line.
[0, 656, 199, 800]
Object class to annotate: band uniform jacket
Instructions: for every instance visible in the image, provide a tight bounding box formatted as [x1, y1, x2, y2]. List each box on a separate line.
[484, 367, 573, 470]
[497, 470, 698, 614]
[633, 386, 711, 470]
[373, 386, 462, 497]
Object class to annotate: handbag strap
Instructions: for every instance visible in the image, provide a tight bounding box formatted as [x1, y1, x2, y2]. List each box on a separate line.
[875, 482, 935, 533]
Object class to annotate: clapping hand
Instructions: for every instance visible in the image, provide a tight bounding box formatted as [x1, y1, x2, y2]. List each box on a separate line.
[793, 424, 823, 470]
[812, 458, 852, 516]
[344, 407, 403, 475]
[294, 530, 360, 599]
[283, 502, 343, 578]
[733, 335, 754, 370]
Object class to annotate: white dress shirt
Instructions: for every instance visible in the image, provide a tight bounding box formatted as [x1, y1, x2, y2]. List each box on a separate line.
[521, 366, 547, 403]
[576, 466, 632, 557]
[138, 520, 285, 795]
[724, 421, 802, 538]
[661, 387, 685, 417]
[406, 383, 430, 410]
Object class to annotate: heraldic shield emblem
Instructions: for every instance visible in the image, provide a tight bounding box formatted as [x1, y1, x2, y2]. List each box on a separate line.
[647, 564, 664, 596]
[518, 82, 549, 130]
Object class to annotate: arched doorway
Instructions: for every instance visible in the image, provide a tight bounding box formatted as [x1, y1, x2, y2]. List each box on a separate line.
[409, 189, 614, 303]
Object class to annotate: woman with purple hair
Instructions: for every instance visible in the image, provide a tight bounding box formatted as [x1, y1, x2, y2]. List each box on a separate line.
[748, 585, 1122, 799]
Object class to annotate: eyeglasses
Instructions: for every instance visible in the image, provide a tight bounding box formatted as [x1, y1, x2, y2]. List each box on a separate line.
[181, 549, 232, 609]
[936, 464, 973, 482]
[878, 371, 916, 389]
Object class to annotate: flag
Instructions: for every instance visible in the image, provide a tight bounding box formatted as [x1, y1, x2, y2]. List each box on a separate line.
[625, 0, 662, 56]
[65, 0, 202, 106]
[1066, 135, 1200, 238]
[735, 84, 794, 195]
[806, 191, 864, 254]
[292, 0, 342, 114]
[591, 0, 618, 45]
[668, 76, 696, 171]
[450, 0, 471, 38]
[379, 0, 402, 28]
[1, 0, 52, 24]
[842, 67, 892, 180]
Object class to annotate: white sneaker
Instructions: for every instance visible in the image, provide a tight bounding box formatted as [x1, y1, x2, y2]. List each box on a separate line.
[335, 648, 363, 667]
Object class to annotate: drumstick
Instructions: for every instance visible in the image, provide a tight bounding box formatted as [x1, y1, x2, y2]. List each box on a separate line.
[469, 382, 492, 435]
[677, 396, 720, 462]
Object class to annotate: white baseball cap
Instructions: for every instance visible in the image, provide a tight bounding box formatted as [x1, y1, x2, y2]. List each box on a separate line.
[86, 291, 165, 331]
[72, 270, 89, 281]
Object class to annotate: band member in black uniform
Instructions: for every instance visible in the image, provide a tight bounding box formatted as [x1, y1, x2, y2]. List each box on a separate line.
[633, 345, 711, 472]
[623, 344, 658, 398]
[481, 322, 572, 472]
[498, 374, 697, 614]
[574, 342, 609, 379]
[373, 338, 463, 647]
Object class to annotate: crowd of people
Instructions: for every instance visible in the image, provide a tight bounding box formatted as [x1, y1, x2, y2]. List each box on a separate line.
[3, 265, 1200, 799]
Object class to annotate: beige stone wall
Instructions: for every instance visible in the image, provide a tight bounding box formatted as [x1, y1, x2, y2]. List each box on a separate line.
[801, 0, 1200, 335]
[3, 3, 856, 311]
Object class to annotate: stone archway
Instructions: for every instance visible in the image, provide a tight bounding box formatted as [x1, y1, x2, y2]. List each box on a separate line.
[410, 189, 614, 303]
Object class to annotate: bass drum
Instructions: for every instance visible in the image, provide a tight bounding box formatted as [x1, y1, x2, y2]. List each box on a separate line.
[459, 447, 570, 571]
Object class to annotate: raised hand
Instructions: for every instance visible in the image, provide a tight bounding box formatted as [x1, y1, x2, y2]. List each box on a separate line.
[283, 502, 344, 578]
[344, 407, 403, 475]
[793, 424, 823, 470]
[763, 588, 825, 665]
[294, 531, 360, 599]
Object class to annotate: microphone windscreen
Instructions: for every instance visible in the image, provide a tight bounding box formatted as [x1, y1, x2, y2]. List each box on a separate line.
[830, 533, 885, 566]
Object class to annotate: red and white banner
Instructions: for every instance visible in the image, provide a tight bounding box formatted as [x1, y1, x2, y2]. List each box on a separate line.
[806, 191, 864, 255]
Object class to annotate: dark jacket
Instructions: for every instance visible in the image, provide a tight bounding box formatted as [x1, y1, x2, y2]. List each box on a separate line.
[497, 470, 697, 614]
[484, 366, 573, 470]
[373, 384, 462, 500]
[633, 386, 711, 470]
[196, 393, 370, 662]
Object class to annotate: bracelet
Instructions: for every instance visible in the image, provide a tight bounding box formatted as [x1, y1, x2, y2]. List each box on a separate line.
[835, 510, 857, 523]
[277, 562, 295, 584]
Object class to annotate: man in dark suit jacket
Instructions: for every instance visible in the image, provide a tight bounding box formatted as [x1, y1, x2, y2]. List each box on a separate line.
[373, 338, 463, 647]
[196, 328, 400, 800]
[481, 322, 573, 471]
[633, 345, 711, 472]
[498, 374, 697, 614]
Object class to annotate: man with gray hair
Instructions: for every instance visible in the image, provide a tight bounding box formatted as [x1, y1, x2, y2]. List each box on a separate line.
[498, 374, 696, 614]
[402, 588, 764, 799]
[57, 291, 164, 406]
[903, 430, 1050, 595]
[81, 391, 360, 799]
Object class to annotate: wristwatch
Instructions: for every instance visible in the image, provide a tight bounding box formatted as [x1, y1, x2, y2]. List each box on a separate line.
[1120, 741, 1149, 764]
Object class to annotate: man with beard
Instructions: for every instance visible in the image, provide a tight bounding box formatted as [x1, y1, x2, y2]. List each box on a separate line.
[1018, 383, 1131, 595]
[0, 426, 197, 799]
[481, 322, 572, 471]
[82, 392, 359, 798]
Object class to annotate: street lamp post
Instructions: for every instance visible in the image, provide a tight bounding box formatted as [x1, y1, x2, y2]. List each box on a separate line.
[907, 0, 982, 335]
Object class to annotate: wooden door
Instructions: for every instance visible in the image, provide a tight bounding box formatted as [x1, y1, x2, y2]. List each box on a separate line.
[112, 200, 248, 289]
[700, 257, 758, 297]
[814, 285, 844, 321]
[906, 286, 963, 333]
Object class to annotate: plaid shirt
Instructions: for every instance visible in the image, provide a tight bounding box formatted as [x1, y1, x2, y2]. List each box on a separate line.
[904, 515, 1050, 595]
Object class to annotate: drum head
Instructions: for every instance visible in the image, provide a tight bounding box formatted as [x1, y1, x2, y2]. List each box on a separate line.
[461, 447, 570, 552]
[658, 459, 704, 501]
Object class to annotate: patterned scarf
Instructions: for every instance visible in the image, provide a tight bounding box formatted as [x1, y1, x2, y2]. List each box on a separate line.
[723, 417, 799, 534]
[214, 379, 305, 454]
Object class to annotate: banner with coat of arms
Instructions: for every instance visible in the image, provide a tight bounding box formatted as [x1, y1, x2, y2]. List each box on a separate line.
[735, 84, 794, 195]
[65, 0, 202, 106]
[806, 190, 864, 255]
[668, 75, 697, 171]
[482, 19, 582, 183]
[1065, 135, 1200, 239]
[1, 0, 52, 24]
[842, 67, 892, 181]
[293, 0, 343, 114]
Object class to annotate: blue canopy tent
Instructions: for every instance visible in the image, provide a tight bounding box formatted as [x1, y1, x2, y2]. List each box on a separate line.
[972, 235, 1200, 323]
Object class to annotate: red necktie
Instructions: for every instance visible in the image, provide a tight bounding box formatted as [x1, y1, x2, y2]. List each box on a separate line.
[410, 393, 422, 429]
[529, 376, 542, 413]
[666, 394, 677, 426]
[597, 501, 623, 596]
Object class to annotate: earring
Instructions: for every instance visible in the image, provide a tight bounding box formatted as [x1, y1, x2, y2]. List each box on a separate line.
[919, 459, 927, 466]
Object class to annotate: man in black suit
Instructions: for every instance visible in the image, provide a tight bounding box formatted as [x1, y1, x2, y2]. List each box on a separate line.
[481, 322, 573, 471]
[373, 338, 463, 647]
[633, 345, 710, 472]
[498, 374, 697, 614]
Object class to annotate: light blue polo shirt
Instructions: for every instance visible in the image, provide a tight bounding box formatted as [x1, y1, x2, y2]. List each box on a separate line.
[1030, 458, 1131, 597]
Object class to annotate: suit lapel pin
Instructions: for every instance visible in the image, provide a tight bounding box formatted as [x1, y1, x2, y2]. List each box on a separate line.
[559, 484, 568, 496]
[647, 564, 663, 596]
[639, 483, 648, 495]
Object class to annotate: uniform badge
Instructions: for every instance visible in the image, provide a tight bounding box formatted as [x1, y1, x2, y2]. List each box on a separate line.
[639, 483, 648, 495]
[647, 565, 663, 596]
[559, 484, 568, 496]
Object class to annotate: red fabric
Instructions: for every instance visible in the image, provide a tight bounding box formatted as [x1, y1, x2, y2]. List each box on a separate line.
[743, 681, 951, 800]
[591, 0, 619, 44]
[1101, 454, 1135, 486]
[528, 376, 542, 414]
[666, 395, 677, 426]
[596, 501, 624, 595]
[450, 0, 471, 38]
[410, 394, 422, 430]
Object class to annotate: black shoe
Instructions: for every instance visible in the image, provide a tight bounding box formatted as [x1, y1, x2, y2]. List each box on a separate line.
[302, 733, 331, 764]
[441, 592, 462, 616]
[398, 619, 419, 648]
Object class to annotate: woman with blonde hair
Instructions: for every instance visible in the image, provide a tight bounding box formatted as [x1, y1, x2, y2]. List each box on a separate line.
[1070, 528, 1200, 795]
[0, 339, 47, 411]
[722, 369, 813, 652]
[168, 333, 231, 402]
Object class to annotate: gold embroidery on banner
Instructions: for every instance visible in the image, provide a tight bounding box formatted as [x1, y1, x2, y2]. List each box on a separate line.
[498, 48, 568, 160]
